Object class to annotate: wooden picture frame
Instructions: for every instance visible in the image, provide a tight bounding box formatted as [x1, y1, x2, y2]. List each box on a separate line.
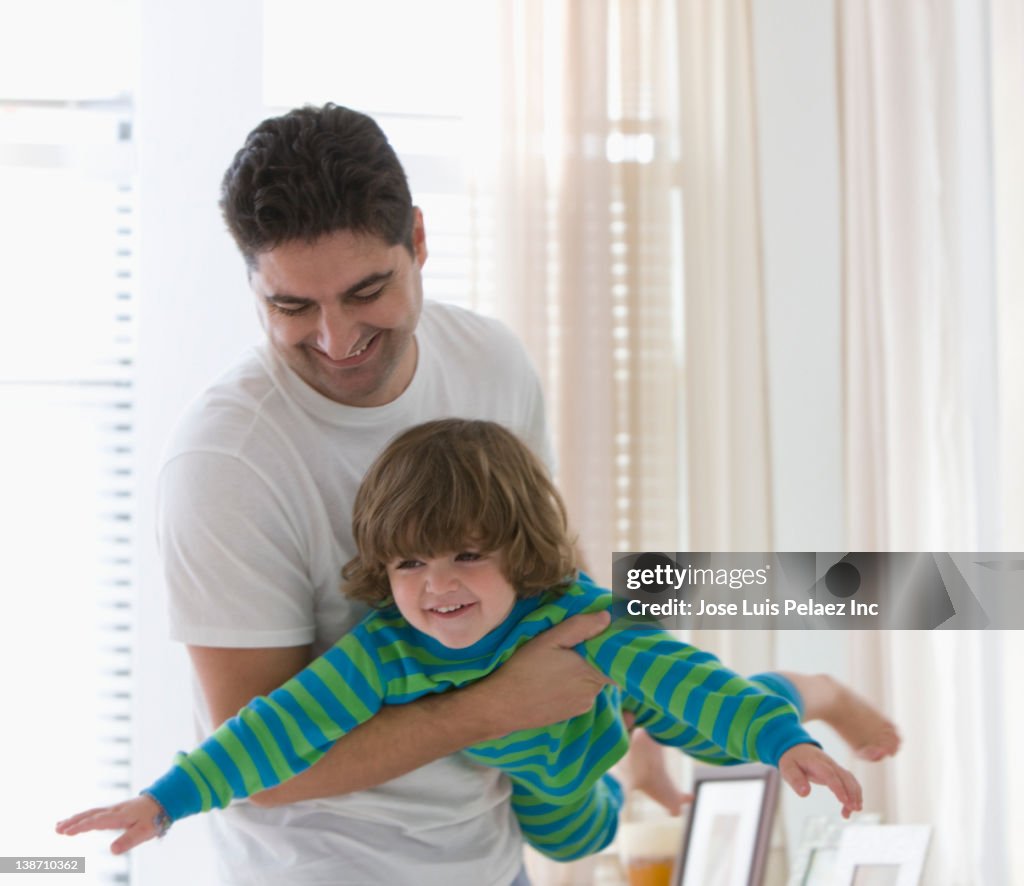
[673, 764, 779, 886]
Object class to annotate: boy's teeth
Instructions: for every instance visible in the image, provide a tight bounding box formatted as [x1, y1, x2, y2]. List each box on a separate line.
[434, 604, 465, 613]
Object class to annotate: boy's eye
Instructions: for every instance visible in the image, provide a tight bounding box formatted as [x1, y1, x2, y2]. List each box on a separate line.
[394, 558, 423, 570]
[455, 551, 483, 562]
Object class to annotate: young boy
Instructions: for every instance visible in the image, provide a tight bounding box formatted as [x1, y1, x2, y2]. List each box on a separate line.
[59, 419, 878, 861]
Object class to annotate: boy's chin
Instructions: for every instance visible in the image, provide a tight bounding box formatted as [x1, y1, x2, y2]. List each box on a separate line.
[433, 631, 483, 650]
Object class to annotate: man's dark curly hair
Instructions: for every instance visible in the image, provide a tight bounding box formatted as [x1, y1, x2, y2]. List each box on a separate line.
[220, 103, 415, 267]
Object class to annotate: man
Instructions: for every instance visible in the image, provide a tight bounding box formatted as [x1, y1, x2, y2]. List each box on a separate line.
[158, 103, 610, 886]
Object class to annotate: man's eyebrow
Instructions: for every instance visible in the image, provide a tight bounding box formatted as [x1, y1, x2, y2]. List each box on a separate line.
[342, 270, 394, 297]
[266, 271, 395, 303]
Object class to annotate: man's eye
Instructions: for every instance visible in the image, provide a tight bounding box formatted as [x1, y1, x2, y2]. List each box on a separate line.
[268, 300, 311, 316]
[349, 287, 385, 304]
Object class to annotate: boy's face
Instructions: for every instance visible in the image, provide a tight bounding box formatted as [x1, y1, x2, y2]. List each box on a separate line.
[386, 549, 517, 648]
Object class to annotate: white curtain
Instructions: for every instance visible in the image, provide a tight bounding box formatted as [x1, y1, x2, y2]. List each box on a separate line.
[677, 0, 773, 553]
[672, 0, 779, 835]
[838, 0, 998, 552]
[468, 0, 774, 584]
[838, 1, 1017, 883]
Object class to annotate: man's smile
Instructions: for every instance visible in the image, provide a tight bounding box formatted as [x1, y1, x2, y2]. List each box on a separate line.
[310, 331, 382, 368]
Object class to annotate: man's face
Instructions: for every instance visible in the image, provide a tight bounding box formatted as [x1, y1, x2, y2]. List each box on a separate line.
[249, 210, 426, 407]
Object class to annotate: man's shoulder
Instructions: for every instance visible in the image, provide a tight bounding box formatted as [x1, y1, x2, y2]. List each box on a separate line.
[419, 301, 524, 355]
[417, 301, 537, 399]
[163, 345, 280, 460]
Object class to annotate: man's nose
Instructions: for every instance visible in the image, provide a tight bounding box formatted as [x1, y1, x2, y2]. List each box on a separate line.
[315, 306, 357, 360]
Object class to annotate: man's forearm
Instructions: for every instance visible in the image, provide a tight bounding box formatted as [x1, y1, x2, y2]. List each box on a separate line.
[251, 686, 494, 806]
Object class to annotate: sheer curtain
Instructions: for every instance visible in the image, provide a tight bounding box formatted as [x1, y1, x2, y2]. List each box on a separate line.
[468, 0, 773, 582]
[838, 0, 998, 552]
[837, 1, 1018, 882]
[676, 0, 773, 553]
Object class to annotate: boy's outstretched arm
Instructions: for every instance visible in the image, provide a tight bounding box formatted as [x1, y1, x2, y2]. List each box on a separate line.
[616, 732, 863, 820]
[56, 609, 614, 849]
[777, 743, 863, 818]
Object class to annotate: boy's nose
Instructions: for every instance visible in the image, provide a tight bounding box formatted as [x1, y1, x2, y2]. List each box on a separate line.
[424, 562, 459, 593]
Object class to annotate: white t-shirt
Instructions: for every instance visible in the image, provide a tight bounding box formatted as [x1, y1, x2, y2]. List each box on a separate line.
[158, 301, 551, 886]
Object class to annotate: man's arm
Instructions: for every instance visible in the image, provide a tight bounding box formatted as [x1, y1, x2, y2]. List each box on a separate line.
[188, 609, 612, 807]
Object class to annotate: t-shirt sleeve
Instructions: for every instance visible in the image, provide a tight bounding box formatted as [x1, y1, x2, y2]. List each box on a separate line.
[518, 365, 556, 477]
[584, 622, 819, 767]
[145, 628, 386, 821]
[489, 317, 556, 476]
[158, 450, 315, 648]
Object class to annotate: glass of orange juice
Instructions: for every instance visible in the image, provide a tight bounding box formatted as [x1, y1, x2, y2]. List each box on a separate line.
[618, 817, 685, 886]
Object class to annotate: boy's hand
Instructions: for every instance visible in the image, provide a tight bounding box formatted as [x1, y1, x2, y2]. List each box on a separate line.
[778, 744, 863, 818]
[56, 794, 165, 855]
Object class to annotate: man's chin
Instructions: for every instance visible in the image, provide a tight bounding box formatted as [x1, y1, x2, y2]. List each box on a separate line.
[282, 338, 412, 407]
[308, 361, 397, 407]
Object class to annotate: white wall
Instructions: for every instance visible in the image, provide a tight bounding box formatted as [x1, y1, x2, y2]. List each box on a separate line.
[134, 2, 263, 882]
[750, 0, 851, 853]
[752, 0, 844, 553]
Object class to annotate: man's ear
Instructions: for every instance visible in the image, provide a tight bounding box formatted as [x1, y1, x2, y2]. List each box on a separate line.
[411, 207, 428, 267]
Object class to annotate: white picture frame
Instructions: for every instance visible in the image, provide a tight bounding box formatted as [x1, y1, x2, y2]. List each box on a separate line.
[832, 825, 931, 886]
[787, 813, 881, 886]
[673, 764, 779, 886]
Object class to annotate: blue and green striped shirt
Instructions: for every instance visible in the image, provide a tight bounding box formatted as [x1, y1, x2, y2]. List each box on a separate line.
[147, 576, 815, 860]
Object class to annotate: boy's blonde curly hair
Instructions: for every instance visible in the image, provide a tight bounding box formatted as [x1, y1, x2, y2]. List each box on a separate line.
[342, 419, 578, 606]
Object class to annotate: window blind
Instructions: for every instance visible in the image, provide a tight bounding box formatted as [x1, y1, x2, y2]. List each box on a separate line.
[0, 98, 135, 886]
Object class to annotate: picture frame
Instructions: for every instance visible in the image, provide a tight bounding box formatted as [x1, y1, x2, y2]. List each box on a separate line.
[673, 764, 779, 886]
[786, 813, 881, 886]
[831, 825, 931, 886]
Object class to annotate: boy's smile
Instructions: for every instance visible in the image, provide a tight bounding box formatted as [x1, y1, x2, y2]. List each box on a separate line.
[386, 550, 517, 648]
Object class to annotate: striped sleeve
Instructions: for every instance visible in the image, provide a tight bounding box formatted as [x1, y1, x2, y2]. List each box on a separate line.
[584, 620, 818, 766]
[145, 627, 386, 821]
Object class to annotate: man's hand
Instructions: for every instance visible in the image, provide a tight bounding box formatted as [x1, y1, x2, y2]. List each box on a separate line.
[778, 743, 863, 818]
[56, 794, 164, 856]
[465, 610, 613, 740]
